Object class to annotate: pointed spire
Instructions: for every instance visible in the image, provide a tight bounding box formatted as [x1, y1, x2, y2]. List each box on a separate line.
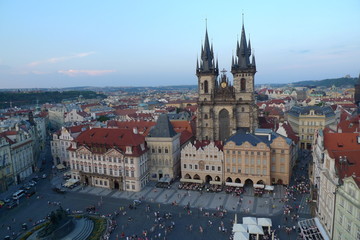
[248, 38, 252, 56]
[252, 53, 256, 69]
[198, 22, 216, 74]
[196, 56, 199, 70]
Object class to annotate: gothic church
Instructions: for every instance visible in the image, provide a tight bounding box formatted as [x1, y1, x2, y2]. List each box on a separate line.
[196, 23, 258, 142]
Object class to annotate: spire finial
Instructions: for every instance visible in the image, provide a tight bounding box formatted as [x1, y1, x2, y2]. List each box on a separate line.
[242, 12, 244, 26]
[205, 17, 207, 30]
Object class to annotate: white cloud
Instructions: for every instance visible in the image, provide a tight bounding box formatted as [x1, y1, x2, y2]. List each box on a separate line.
[28, 52, 95, 66]
[58, 69, 116, 76]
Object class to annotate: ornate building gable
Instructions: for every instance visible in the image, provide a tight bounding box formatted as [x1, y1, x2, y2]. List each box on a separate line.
[76, 145, 92, 155]
[104, 148, 123, 158]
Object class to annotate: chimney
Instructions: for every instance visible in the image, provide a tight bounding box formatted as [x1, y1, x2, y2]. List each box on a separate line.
[133, 127, 138, 134]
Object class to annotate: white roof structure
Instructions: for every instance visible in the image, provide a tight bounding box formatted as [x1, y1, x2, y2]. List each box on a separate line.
[257, 218, 272, 227]
[248, 225, 264, 235]
[242, 217, 257, 225]
[233, 231, 249, 240]
[232, 224, 248, 233]
[265, 185, 274, 191]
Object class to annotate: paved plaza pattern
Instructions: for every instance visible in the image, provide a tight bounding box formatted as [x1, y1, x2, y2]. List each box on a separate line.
[66, 181, 287, 216]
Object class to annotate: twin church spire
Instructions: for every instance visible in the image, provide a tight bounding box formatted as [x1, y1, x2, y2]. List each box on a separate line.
[197, 22, 256, 75]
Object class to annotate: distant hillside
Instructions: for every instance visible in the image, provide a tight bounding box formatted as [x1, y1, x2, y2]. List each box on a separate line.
[291, 77, 359, 88]
[0, 91, 106, 108]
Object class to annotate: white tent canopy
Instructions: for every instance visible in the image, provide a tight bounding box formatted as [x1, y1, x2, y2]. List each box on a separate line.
[257, 218, 272, 227]
[248, 225, 264, 235]
[232, 224, 248, 233]
[180, 178, 203, 184]
[233, 231, 249, 240]
[209, 180, 222, 185]
[242, 217, 257, 225]
[265, 185, 274, 191]
[253, 184, 265, 189]
[225, 182, 244, 187]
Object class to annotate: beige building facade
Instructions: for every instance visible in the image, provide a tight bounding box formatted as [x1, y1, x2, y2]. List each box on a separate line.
[180, 141, 224, 184]
[223, 129, 293, 186]
[287, 106, 336, 149]
[146, 114, 181, 181]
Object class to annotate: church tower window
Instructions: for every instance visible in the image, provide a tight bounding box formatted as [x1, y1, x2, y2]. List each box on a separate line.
[241, 78, 246, 91]
[204, 80, 209, 93]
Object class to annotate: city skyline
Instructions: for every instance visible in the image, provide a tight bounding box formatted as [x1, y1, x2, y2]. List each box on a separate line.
[0, 0, 359, 88]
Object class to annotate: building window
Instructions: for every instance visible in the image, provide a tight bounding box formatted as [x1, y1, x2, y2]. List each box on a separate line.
[195, 165, 198, 170]
[130, 159, 134, 164]
[183, 164, 186, 169]
[257, 159, 260, 165]
[227, 168, 230, 173]
[232, 167, 236, 173]
[238, 158, 241, 164]
[132, 185, 135, 190]
[206, 166, 209, 170]
[212, 166, 215, 171]
[131, 171, 134, 177]
[238, 168, 241, 173]
[165, 148, 169, 153]
[104, 181, 107, 186]
[189, 164, 192, 169]
[347, 220, 351, 232]
[263, 159, 266, 165]
[280, 166, 285, 173]
[271, 165, 276, 171]
[218, 166, 221, 171]
[158, 148, 162, 153]
[263, 169, 266, 175]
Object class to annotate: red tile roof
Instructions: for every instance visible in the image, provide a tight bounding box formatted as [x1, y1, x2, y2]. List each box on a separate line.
[337, 114, 360, 133]
[179, 130, 194, 146]
[193, 140, 223, 151]
[72, 128, 146, 157]
[323, 131, 360, 187]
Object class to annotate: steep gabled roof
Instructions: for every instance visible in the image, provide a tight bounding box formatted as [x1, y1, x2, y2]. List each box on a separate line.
[148, 114, 177, 138]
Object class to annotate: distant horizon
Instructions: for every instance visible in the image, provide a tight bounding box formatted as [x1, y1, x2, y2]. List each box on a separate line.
[0, 74, 358, 90]
[1, 1, 359, 88]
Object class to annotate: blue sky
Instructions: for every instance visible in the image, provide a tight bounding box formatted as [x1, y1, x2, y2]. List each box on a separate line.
[0, 0, 359, 88]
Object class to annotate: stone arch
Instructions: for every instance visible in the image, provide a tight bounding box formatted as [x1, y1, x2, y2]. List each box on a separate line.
[215, 176, 220, 182]
[226, 177, 232, 183]
[257, 180, 265, 185]
[204, 80, 209, 93]
[277, 179, 283, 185]
[184, 174, 191, 179]
[219, 108, 230, 141]
[244, 179, 253, 186]
[235, 178, 241, 183]
[241, 78, 246, 91]
[205, 175, 213, 183]
[193, 174, 200, 180]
